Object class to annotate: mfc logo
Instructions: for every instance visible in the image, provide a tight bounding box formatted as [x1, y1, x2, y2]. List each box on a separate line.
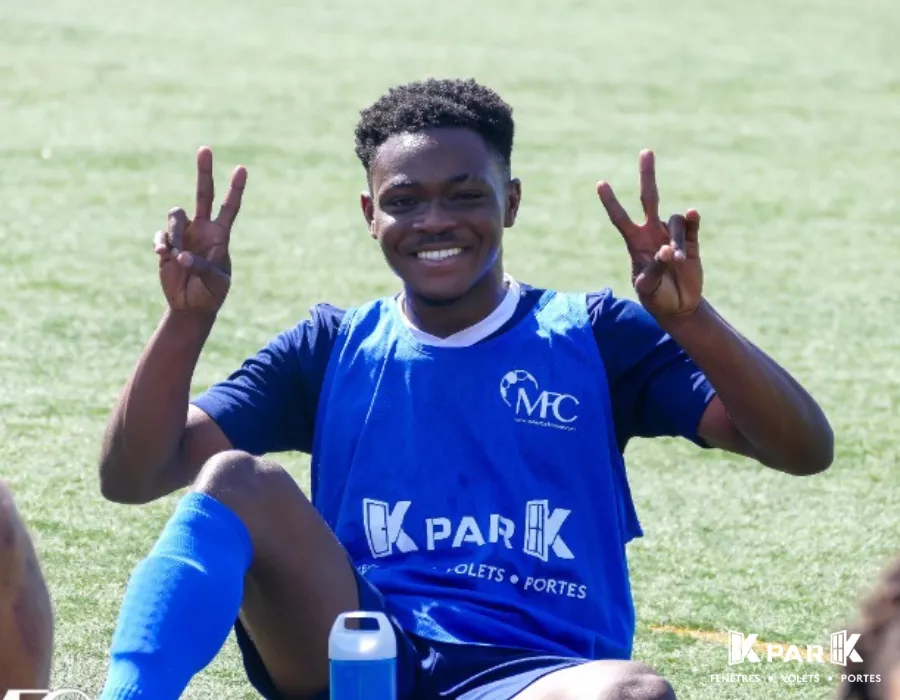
[499, 370, 579, 429]
[363, 499, 574, 563]
[727, 630, 863, 667]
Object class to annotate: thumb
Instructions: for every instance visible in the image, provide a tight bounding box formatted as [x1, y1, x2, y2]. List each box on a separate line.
[176, 251, 231, 297]
[633, 246, 674, 298]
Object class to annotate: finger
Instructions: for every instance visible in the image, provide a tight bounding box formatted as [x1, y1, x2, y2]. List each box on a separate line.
[153, 230, 170, 256]
[639, 149, 660, 224]
[596, 181, 635, 237]
[215, 165, 248, 231]
[176, 251, 230, 298]
[634, 248, 671, 297]
[668, 214, 687, 261]
[195, 146, 215, 220]
[685, 209, 701, 243]
[167, 208, 189, 254]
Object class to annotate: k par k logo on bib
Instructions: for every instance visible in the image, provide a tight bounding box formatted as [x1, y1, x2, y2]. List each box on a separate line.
[363, 499, 574, 563]
[360, 499, 588, 600]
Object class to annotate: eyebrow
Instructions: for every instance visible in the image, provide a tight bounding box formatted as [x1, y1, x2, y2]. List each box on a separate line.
[381, 173, 483, 191]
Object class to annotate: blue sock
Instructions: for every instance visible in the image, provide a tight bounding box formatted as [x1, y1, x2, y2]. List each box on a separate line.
[99, 492, 254, 700]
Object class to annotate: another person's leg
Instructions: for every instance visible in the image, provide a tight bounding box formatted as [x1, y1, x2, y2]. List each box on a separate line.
[511, 659, 676, 700]
[0, 481, 54, 695]
[415, 636, 674, 700]
[99, 450, 367, 700]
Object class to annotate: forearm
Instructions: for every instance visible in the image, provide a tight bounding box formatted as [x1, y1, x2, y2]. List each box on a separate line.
[99, 309, 215, 503]
[659, 299, 834, 475]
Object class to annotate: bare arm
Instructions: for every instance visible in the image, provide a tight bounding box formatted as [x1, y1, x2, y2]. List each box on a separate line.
[663, 301, 833, 475]
[99, 147, 247, 504]
[99, 310, 233, 503]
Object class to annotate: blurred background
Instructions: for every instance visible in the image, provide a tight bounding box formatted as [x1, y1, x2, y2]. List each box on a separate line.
[1, 0, 898, 697]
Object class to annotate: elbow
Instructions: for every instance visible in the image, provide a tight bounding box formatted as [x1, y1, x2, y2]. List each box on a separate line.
[806, 432, 835, 475]
[778, 424, 835, 477]
[98, 455, 156, 505]
[98, 469, 136, 505]
[99, 480, 141, 505]
[804, 416, 836, 475]
[790, 454, 832, 477]
[100, 478, 155, 505]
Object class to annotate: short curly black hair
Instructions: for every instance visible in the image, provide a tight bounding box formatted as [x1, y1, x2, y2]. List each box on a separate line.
[354, 78, 515, 175]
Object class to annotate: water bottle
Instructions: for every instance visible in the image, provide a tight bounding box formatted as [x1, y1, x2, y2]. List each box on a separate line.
[329, 611, 398, 700]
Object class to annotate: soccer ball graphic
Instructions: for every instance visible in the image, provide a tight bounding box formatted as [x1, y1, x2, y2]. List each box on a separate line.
[499, 370, 539, 407]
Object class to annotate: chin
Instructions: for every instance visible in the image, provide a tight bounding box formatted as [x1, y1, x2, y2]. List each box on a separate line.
[403, 276, 475, 307]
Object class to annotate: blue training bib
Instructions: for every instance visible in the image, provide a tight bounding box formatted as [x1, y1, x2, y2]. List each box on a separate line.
[310, 290, 641, 660]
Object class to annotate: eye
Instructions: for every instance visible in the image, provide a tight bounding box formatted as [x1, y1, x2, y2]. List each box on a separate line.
[454, 191, 485, 201]
[385, 196, 416, 209]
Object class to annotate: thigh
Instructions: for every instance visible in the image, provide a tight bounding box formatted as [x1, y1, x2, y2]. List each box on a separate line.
[511, 660, 675, 700]
[193, 452, 360, 699]
[0, 482, 53, 693]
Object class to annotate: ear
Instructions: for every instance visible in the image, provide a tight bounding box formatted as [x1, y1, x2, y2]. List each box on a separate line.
[504, 178, 522, 228]
[360, 191, 376, 239]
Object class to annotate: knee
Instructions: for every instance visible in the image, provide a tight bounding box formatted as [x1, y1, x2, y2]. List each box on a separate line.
[0, 481, 49, 603]
[0, 481, 25, 565]
[0, 478, 16, 524]
[192, 450, 304, 524]
[193, 449, 263, 496]
[603, 663, 676, 700]
[0, 483, 53, 685]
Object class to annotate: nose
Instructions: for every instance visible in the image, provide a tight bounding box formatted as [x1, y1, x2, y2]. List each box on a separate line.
[412, 200, 455, 234]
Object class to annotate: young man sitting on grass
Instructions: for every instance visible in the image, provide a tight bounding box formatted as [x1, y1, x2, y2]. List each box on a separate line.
[96, 78, 834, 700]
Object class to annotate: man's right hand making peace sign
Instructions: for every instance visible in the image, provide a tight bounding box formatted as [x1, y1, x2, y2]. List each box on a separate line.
[154, 147, 248, 314]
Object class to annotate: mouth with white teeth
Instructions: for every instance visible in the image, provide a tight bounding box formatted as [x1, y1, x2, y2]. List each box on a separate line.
[414, 247, 464, 262]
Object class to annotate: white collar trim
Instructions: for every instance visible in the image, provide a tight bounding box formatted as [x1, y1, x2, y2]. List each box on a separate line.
[397, 274, 521, 348]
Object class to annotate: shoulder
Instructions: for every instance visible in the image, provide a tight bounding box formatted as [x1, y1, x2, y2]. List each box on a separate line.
[283, 297, 409, 360]
[586, 288, 643, 321]
[509, 283, 623, 338]
[307, 302, 347, 344]
[516, 283, 646, 331]
[515, 282, 621, 314]
[585, 288, 664, 342]
[189, 302, 350, 455]
[513, 283, 644, 322]
[583, 288, 674, 376]
[268, 302, 347, 357]
[515, 282, 583, 315]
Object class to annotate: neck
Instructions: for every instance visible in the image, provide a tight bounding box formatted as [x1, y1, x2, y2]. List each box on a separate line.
[403, 267, 508, 339]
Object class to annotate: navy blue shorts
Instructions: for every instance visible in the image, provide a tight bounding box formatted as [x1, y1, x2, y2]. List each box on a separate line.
[234, 569, 587, 699]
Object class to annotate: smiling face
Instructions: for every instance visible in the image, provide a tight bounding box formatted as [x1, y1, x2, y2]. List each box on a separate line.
[361, 127, 521, 311]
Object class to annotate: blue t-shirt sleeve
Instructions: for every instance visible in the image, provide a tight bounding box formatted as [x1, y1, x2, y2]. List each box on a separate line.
[190, 303, 345, 456]
[588, 289, 716, 452]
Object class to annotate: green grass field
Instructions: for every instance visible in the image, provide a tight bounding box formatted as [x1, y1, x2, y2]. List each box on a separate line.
[2, 0, 899, 697]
